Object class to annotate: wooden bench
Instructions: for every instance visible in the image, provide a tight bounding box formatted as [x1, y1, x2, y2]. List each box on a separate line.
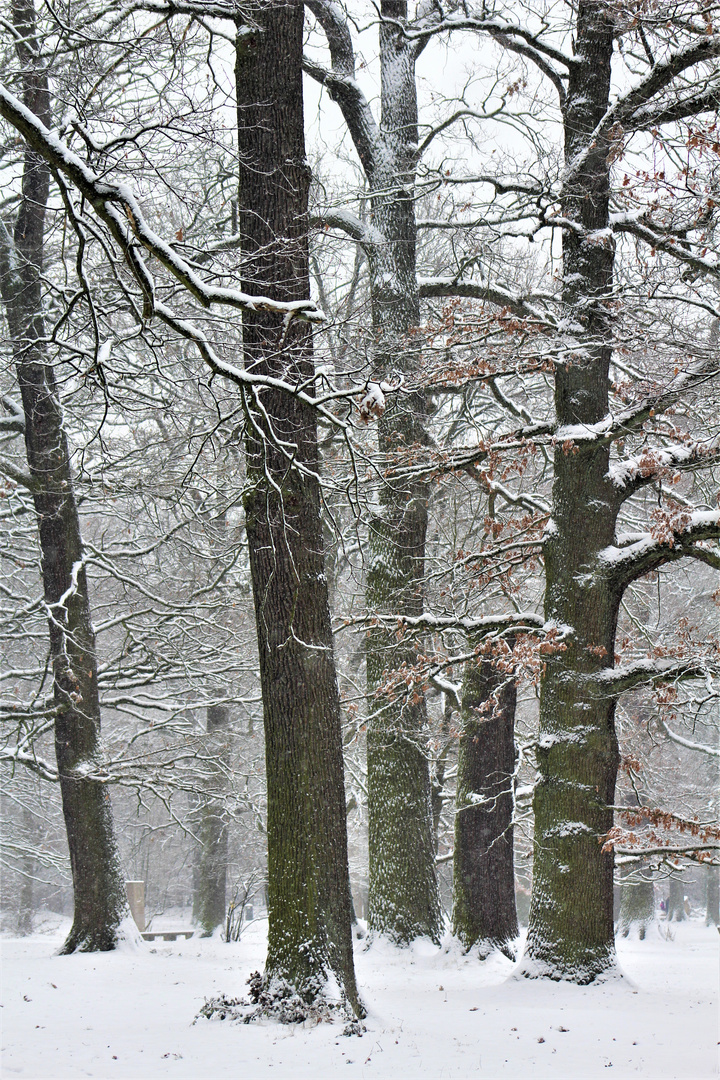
[141, 930, 194, 941]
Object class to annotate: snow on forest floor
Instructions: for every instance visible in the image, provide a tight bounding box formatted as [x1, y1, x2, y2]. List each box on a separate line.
[1, 915, 718, 1080]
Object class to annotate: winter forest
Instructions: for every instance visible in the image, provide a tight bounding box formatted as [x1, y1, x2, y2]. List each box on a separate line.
[1, 0, 719, 1075]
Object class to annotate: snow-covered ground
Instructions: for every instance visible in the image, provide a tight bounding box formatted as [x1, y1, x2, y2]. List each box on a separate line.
[1, 916, 717, 1079]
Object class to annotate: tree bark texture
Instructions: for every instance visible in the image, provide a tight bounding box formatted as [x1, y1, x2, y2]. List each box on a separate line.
[193, 704, 230, 936]
[304, 0, 441, 944]
[453, 654, 519, 956]
[523, 2, 621, 981]
[0, 0, 127, 954]
[235, 0, 361, 1013]
[364, 0, 441, 946]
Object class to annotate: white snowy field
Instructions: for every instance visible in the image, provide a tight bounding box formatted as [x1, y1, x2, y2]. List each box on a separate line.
[1, 916, 718, 1080]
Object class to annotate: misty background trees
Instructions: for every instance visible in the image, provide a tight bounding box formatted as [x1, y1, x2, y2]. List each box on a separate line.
[1, 0, 718, 1012]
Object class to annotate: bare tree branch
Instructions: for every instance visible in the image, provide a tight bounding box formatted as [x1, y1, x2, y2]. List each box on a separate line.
[660, 719, 719, 758]
[0, 83, 325, 324]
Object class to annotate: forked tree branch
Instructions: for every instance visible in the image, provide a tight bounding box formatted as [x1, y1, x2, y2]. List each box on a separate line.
[0, 83, 325, 324]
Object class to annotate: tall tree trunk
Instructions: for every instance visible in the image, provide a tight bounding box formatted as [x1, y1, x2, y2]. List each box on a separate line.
[193, 704, 230, 936]
[193, 503, 231, 935]
[523, 1, 621, 982]
[706, 865, 719, 927]
[305, 0, 441, 944]
[16, 803, 35, 936]
[453, 654, 518, 957]
[618, 863, 655, 940]
[666, 875, 686, 922]
[616, 796, 654, 939]
[364, 0, 441, 947]
[235, 0, 361, 1013]
[0, 0, 127, 954]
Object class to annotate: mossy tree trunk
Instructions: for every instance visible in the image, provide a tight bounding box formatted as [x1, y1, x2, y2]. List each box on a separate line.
[235, 0, 361, 1013]
[522, 1, 621, 982]
[365, 491, 440, 943]
[305, 0, 441, 945]
[453, 654, 518, 957]
[513, 0, 720, 983]
[0, 0, 127, 954]
[363, 0, 441, 948]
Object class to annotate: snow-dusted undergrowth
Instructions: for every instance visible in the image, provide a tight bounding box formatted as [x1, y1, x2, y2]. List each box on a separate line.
[1, 914, 717, 1078]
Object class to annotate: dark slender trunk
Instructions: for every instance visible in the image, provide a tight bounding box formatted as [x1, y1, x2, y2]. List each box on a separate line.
[305, 0, 440, 945]
[365, 0, 441, 947]
[616, 798, 654, 939]
[0, 0, 127, 954]
[618, 863, 655, 940]
[193, 704, 229, 936]
[706, 865, 719, 926]
[453, 654, 518, 957]
[523, 2, 621, 982]
[235, 1, 361, 1013]
[16, 804, 35, 936]
[666, 875, 686, 922]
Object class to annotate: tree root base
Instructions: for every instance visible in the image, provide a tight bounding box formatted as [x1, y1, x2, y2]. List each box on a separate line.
[59, 928, 120, 954]
[196, 972, 365, 1033]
